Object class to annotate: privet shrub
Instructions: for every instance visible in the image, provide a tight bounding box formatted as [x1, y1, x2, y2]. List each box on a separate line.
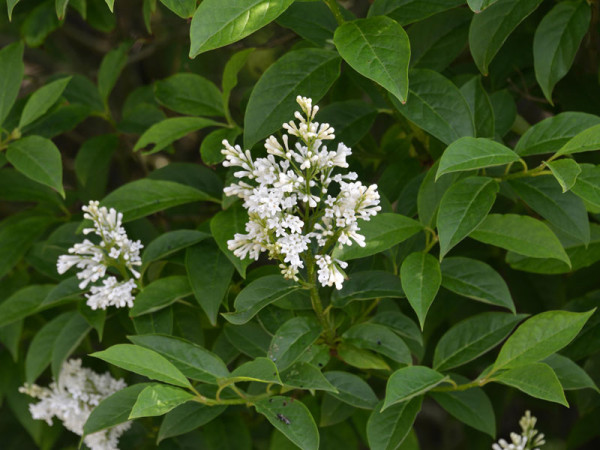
[1, 1, 600, 449]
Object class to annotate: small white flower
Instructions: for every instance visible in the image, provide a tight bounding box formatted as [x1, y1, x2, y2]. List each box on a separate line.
[20, 359, 130, 450]
[221, 96, 380, 288]
[493, 411, 545, 450]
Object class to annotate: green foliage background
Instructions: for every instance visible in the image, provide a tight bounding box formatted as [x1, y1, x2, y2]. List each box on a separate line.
[1, 0, 600, 449]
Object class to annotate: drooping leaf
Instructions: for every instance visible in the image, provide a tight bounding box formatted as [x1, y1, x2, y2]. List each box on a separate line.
[51, 312, 91, 378]
[533, 0, 590, 103]
[98, 41, 131, 103]
[391, 69, 474, 145]
[400, 252, 441, 330]
[243, 48, 340, 148]
[440, 257, 515, 312]
[493, 309, 595, 370]
[324, 371, 379, 409]
[224, 322, 270, 358]
[223, 275, 300, 325]
[572, 163, 600, 210]
[492, 362, 568, 406]
[545, 158, 581, 192]
[159, 0, 196, 18]
[154, 73, 224, 117]
[0, 41, 24, 127]
[101, 179, 219, 222]
[128, 334, 229, 384]
[437, 177, 498, 258]
[129, 384, 194, 419]
[383, 366, 448, 410]
[436, 137, 519, 179]
[469, 0, 543, 75]
[19, 76, 71, 128]
[91, 344, 192, 388]
[74, 134, 118, 200]
[470, 214, 571, 266]
[6, 136, 65, 197]
[544, 354, 599, 392]
[334, 16, 410, 103]
[254, 396, 319, 450]
[460, 76, 495, 138]
[0, 285, 55, 328]
[433, 312, 526, 371]
[366, 397, 422, 450]
[186, 240, 234, 325]
[555, 123, 600, 157]
[130, 276, 192, 317]
[333, 213, 423, 261]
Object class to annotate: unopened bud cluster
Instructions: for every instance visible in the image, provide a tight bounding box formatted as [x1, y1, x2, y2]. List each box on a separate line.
[493, 411, 545, 450]
[20, 359, 130, 450]
[221, 96, 380, 289]
[57, 201, 143, 309]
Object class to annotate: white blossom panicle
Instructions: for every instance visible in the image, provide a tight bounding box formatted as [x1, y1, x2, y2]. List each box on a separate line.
[57, 201, 143, 309]
[221, 95, 381, 288]
[19, 359, 130, 450]
[492, 411, 545, 450]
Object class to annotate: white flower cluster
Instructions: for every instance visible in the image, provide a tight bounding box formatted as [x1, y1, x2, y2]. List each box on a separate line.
[493, 411, 545, 450]
[57, 201, 142, 310]
[19, 359, 130, 450]
[222, 96, 380, 289]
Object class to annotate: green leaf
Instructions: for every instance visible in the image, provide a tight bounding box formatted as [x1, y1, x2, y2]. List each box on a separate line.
[440, 257, 515, 312]
[436, 137, 519, 180]
[343, 323, 411, 365]
[186, 240, 234, 325]
[91, 344, 192, 388]
[391, 69, 474, 145]
[222, 48, 254, 113]
[366, 397, 422, 450]
[430, 382, 495, 437]
[254, 396, 319, 450]
[104, 0, 114, 12]
[316, 100, 377, 148]
[509, 176, 589, 244]
[544, 354, 598, 392]
[0, 168, 62, 205]
[243, 48, 341, 148]
[159, 0, 196, 18]
[268, 317, 322, 371]
[41, 277, 84, 308]
[134, 309, 172, 339]
[433, 312, 526, 372]
[19, 76, 71, 128]
[143, 230, 210, 266]
[493, 362, 568, 406]
[437, 177, 498, 258]
[0, 41, 24, 127]
[337, 342, 390, 371]
[417, 161, 457, 227]
[51, 312, 91, 378]
[494, 309, 595, 370]
[467, 0, 498, 13]
[333, 213, 423, 261]
[7, 136, 64, 197]
[129, 384, 194, 419]
[324, 371, 378, 409]
[200, 127, 242, 166]
[130, 276, 192, 317]
[55, 0, 70, 19]
[210, 204, 252, 277]
[101, 179, 218, 222]
[128, 334, 229, 384]
[400, 252, 441, 330]
[224, 322, 270, 358]
[280, 362, 338, 393]
[371, 311, 423, 358]
[223, 275, 299, 325]
[134, 117, 221, 155]
[154, 73, 224, 116]
[470, 214, 571, 266]
[158, 402, 226, 444]
[334, 16, 410, 103]
[555, 123, 600, 157]
[460, 76, 495, 138]
[25, 312, 74, 383]
[534, 0, 590, 103]
[367, 0, 463, 26]
[84, 384, 151, 435]
[276, 1, 344, 46]
[98, 41, 130, 103]
[0, 285, 54, 328]
[189, 0, 295, 57]
[545, 158, 581, 192]
[75, 134, 118, 200]
[572, 163, 600, 210]
[515, 112, 600, 156]
[319, 395, 355, 427]
[332, 270, 403, 308]
[469, 0, 543, 75]
[229, 357, 282, 385]
[383, 366, 448, 410]
[408, 8, 471, 72]
[0, 211, 54, 278]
